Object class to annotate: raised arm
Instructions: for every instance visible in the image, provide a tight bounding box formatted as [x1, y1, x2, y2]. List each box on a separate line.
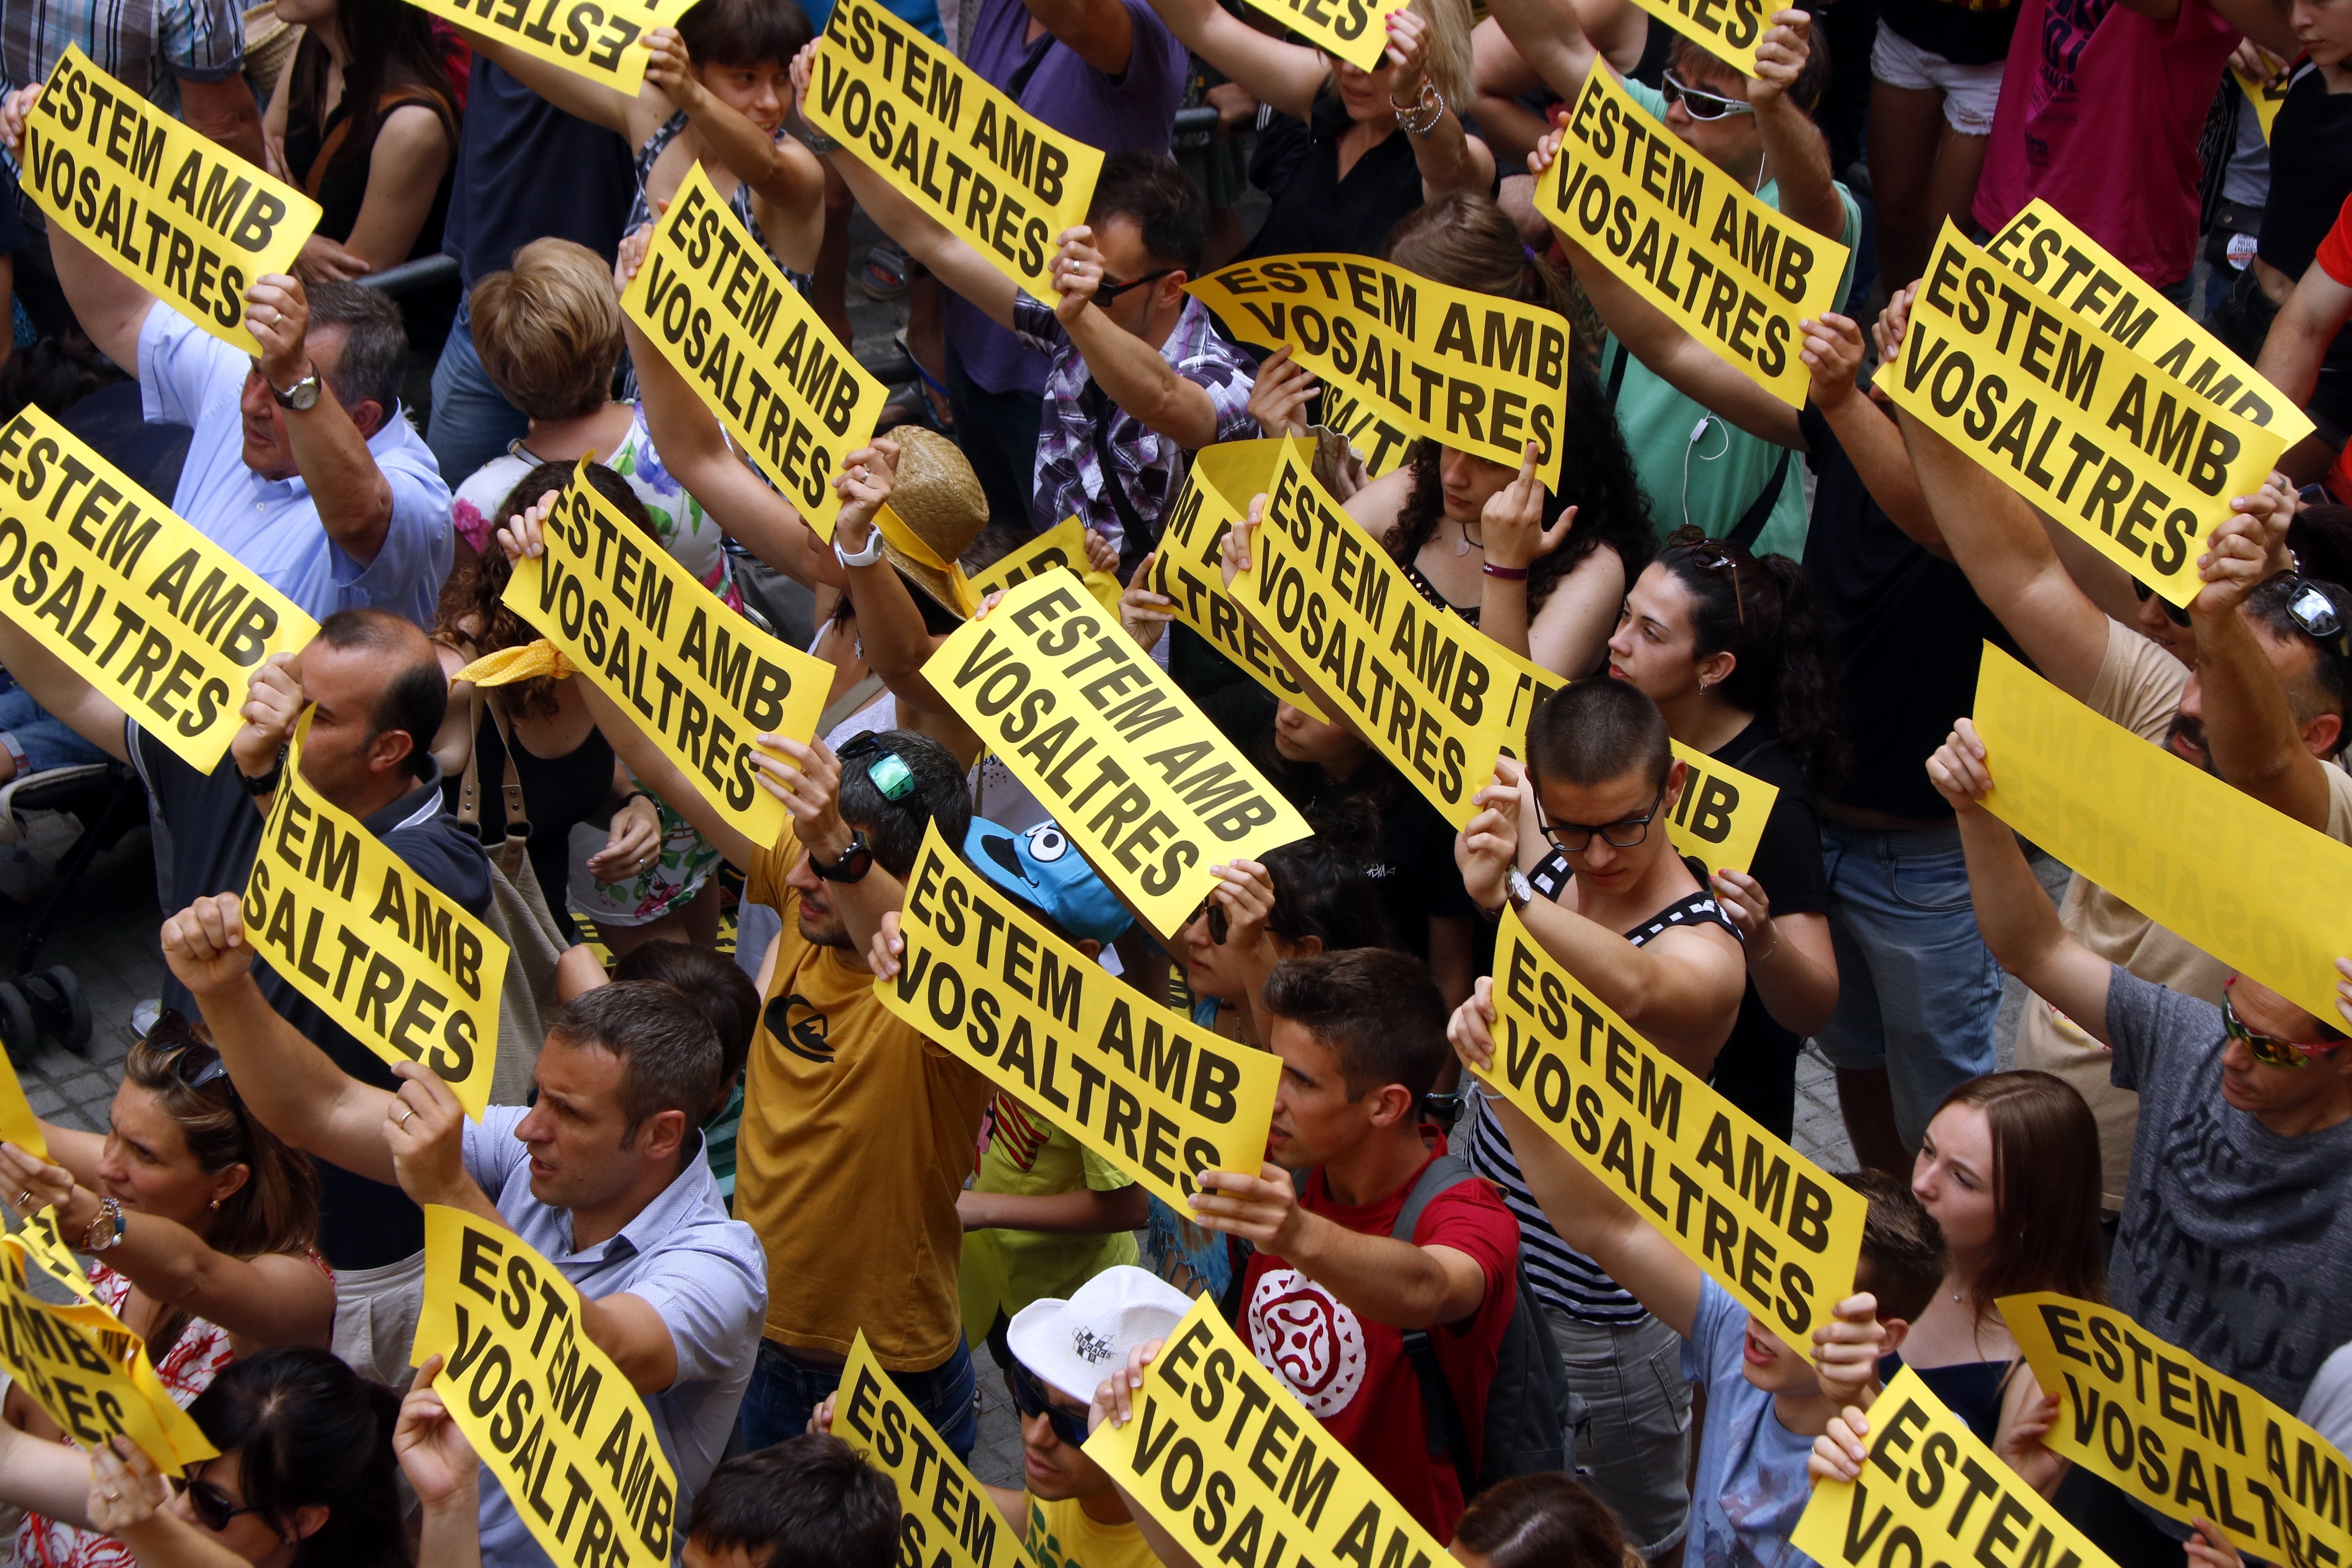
[825, 442, 983, 757]
[1749, 12, 1843, 242]
[2256, 262, 2352, 410]
[1189, 1161, 1491, 1329]
[246, 274, 396, 567]
[1482, 0, 1602, 106]
[647, 30, 821, 214]
[447, 25, 638, 134]
[1050, 230, 1225, 449]
[0, 1142, 336, 1351]
[1022, 0, 1141, 76]
[1139, 0, 1331, 118]
[1821, 292, 1948, 558]
[1385, 8, 1495, 200]
[1, 88, 151, 373]
[156, 895, 401, 1185]
[1925, 720, 2115, 1043]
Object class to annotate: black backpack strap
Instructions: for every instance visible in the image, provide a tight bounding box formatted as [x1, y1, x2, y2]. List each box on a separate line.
[1604, 340, 1630, 407]
[1725, 447, 1792, 552]
[1392, 1157, 1481, 1501]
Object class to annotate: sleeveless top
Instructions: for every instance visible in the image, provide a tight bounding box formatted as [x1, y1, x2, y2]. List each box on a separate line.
[1401, 556, 1479, 628]
[1237, 90, 1431, 264]
[623, 113, 812, 296]
[1457, 863, 1740, 1323]
[280, 65, 456, 263]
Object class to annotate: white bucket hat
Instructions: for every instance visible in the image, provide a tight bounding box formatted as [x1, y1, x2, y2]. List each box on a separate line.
[1005, 1266, 1197, 1403]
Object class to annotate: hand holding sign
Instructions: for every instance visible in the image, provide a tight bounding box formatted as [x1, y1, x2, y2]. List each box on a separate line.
[393, 1357, 480, 1511]
[2187, 475, 2295, 619]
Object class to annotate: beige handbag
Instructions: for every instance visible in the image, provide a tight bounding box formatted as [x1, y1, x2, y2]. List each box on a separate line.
[453, 684, 568, 1108]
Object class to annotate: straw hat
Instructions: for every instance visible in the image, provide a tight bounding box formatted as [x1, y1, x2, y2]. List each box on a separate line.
[871, 426, 988, 617]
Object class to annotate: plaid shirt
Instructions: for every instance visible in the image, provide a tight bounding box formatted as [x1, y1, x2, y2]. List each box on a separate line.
[1013, 292, 1257, 556]
[3, 0, 244, 110]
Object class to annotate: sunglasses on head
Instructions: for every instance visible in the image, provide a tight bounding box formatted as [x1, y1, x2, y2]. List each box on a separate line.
[178, 1473, 274, 1537]
[1095, 268, 1176, 303]
[1665, 525, 1744, 624]
[1542, 779, 1667, 853]
[1005, 1360, 1090, 1446]
[2222, 976, 2346, 1069]
[835, 733, 914, 801]
[1661, 69, 1754, 121]
[148, 1019, 232, 1095]
[2285, 578, 2351, 662]
[2131, 579, 2193, 629]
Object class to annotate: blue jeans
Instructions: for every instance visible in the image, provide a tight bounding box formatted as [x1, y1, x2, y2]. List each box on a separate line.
[427, 298, 530, 482]
[0, 686, 107, 774]
[1815, 820, 2003, 1148]
[737, 1337, 977, 1458]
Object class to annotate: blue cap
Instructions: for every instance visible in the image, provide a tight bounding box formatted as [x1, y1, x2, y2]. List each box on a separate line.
[963, 818, 1134, 946]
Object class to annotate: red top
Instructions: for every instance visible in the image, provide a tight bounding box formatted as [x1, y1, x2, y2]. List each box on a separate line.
[1235, 1149, 1521, 1541]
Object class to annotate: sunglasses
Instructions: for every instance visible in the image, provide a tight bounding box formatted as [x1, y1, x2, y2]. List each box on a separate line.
[1661, 69, 1754, 121]
[179, 1474, 274, 1537]
[1665, 525, 1744, 624]
[2285, 578, 2351, 662]
[2222, 977, 2345, 1069]
[1005, 1360, 1090, 1447]
[1187, 897, 1230, 944]
[835, 733, 914, 801]
[1543, 779, 1667, 853]
[2131, 579, 2193, 629]
[1095, 268, 1175, 303]
[150, 1023, 232, 1095]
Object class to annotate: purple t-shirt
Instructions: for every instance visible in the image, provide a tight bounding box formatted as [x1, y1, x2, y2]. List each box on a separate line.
[946, 0, 1188, 395]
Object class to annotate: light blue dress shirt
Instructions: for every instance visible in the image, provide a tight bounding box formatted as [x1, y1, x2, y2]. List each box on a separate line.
[138, 304, 453, 627]
[460, 1106, 767, 1568]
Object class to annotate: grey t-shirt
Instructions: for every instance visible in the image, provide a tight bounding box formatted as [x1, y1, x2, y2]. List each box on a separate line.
[2108, 966, 2352, 1409]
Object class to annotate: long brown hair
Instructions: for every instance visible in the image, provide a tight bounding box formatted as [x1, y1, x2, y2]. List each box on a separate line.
[124, 1014, 321, 1350]
[1932, 1071, 2106, 1314]
[286, 0, 456, 184]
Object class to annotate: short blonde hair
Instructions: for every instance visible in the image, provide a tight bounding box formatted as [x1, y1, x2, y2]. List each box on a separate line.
[469, 238, 624, 421]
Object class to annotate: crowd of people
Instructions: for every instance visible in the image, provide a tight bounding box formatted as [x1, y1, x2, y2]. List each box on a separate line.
[0, 0, 2336, 1559]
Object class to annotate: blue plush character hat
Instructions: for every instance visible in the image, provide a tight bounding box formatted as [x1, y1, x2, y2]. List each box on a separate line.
[962, 818, 1134, 946]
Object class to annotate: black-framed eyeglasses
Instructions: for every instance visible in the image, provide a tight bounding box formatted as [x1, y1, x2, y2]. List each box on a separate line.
[835, 733, 914, 801]
[1542, 780, 1667, 853]
[1096, 268, 1175, 303]
[178, 1473, 275, 1537]
[1665, 525, 1744, 624]
[2222, 976, 2346, 1069]
[2284, 577, 2351, 662]
[2131, 579, 2193, 629]
[1660, 70, 1754, 121]
[1005, 1359, 1090, 1447]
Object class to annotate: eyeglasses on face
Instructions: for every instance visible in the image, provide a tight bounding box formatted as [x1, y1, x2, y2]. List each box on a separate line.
[178, 1473, 274, 1537]
[2131, 579, 2193, 629]
[835, 733, 914, 801]
[1661, 70, 1754, 121]
[1005, 1360, 1090, 1446]
[1095, 268, 1175, 303]
[2222, 977, 2346, 1069]
[1542, 779, 1667, 853]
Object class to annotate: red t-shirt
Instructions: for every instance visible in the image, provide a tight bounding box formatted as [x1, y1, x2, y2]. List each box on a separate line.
[2322, 196, 2352, 503]
[1235, 1152, 1520, 1542]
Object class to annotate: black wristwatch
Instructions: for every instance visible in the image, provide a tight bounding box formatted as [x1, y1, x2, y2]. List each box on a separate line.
[810, 829, 874, 884]
[237, 743, 288, 798]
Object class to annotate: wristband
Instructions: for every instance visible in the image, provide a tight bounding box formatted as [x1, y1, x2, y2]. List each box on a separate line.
[616, 789, 656, 814]
[1482, 562, 1529, 581]
[236, 743, 288, 797]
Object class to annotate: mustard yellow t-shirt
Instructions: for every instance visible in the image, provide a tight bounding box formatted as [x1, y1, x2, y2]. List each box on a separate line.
[734, 847, 993, 1369]
[1027, 1494, 1162, 1568]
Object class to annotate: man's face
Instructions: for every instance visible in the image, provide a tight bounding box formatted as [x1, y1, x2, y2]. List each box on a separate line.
[2218, 975, 2352, 1117]
[785, 849, 850, 948]
[289, 641, 405, 805]
[238, 327, 348, 480]
[1266, 1016, 1381, 1170]
[1664, 56, 1763, 177]
[1017, 1380, 1113, 1501]
[1533, 764, 1679, 899]
[2165, 619, 2329, 773]
[1093, 216, 1180, 341]
[510, 1037, 645, 1212]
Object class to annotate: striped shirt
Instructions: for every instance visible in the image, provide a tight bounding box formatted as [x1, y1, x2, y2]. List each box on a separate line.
[2, 0, 244, 111]
[1460, 873, 1741, 1324]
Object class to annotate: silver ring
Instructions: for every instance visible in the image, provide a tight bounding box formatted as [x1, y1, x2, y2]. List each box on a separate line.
[13, 1190, 29, 1211]
[395, 1107, 413, 1128]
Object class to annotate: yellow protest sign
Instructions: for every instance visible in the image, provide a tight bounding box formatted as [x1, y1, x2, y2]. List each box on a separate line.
[243, 718, 504, 1120]
[2001, 1293, 2351, 1567]
[1973, 642, 2352, 1022]
[2234, 64, 2291, 141]
[0, 404, 317, 772]
[968, 514, 1122, 618]
[1792, 1366, 2120, 1568]
[1984, 200, 2312, 443]
[621, 165, 886, 541]
[0, 1229, 217, 1473]
[1152, 442, 1325, 718]
[1233, 0, 1410, 68]
[413, 1207, 677, 1568]
[400, 0, 672, 92]
[0, 1043, 47, 1161]
[505, 464, 829, 848]
[1539, 68, 1847, 407]
[876, 824, 1281, 1209]
[1623, 0, 1764, 74]
[1188, 256, 1569, 486]
[805, 0, 1103, 306]
[836, 1331, 1036, 1568]
[1087, 1294, 1445, 1568]
[1477, 908, 1861, 1356]
[1890, 225, 2285, 608]
[24, 48, 318, 353]
[1234, 439, 1528, 824]
[924, 571, 1311, 936]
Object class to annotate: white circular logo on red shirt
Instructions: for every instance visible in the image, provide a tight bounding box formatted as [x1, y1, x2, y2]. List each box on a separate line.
[1245, 1268, 1366, 1417]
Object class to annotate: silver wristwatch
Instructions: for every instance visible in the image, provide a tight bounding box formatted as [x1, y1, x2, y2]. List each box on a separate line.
[1505, 867, 1534, 913]
[271, 365, 323, 411]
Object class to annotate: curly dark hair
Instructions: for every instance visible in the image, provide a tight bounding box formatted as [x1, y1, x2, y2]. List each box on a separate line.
[436, 461, 659, 718]
[1385, 349, 1656, 628]
[1655, 536, 1845, 787]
